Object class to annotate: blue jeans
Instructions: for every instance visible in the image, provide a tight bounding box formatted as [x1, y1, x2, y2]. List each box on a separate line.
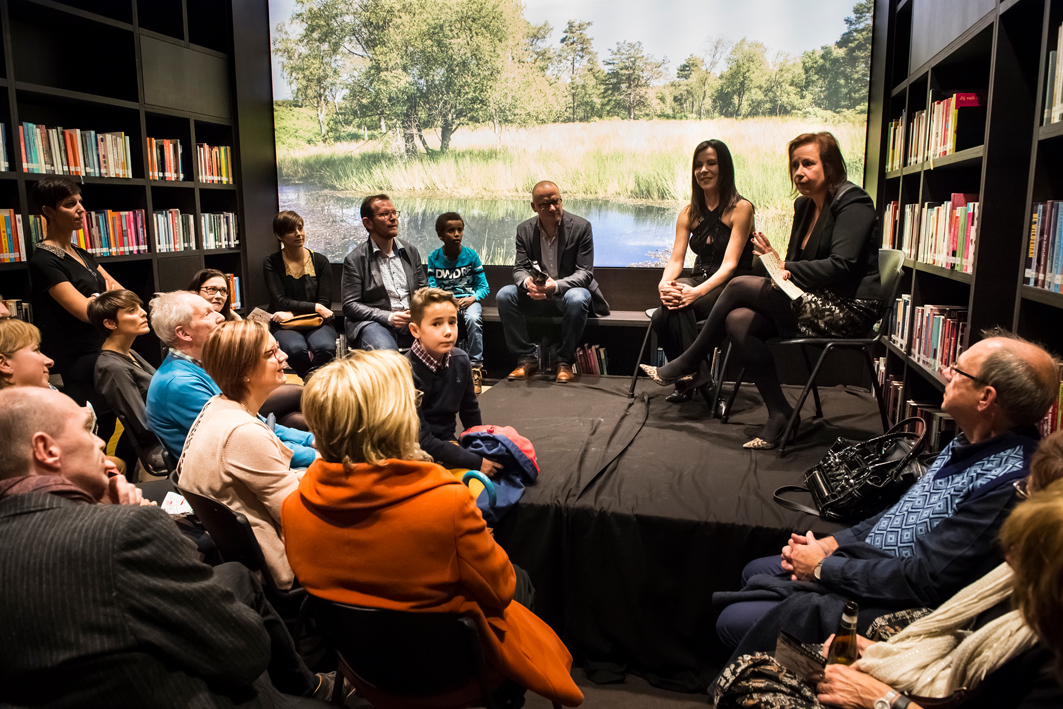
[715, 555, 788, 649]
[355, 321, 413, 351]
[495, 285, 591, 365]
[273, 324, 337, 377]
[459, 301, 483, 364]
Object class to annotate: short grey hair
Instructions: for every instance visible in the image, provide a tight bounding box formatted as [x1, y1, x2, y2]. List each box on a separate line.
[979, 327, 1061, 426]
[149, 291, 202, 347]
[0, 387, 67, 479]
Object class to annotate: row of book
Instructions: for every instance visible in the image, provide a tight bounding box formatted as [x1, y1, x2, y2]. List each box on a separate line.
[0, 209, 27, 262]
[1043, 24, 1063, 126]
[19, 123, 132, 178]
[147, 138, 185, 181]
[154, 210, 196, 252]
[888, 296, 970, 375]
[197, 143, 233, 184]
[0, 123, 9, 171]
[202, 212, 238, 250]
[880, 194, 979, 274]
[889, 93, 984, 169]
[2, 298, 32, 323]
[572, 344, 610, 375]
[223, 273, 243, 310]
[1024, 201, 1063, 291]
[29, 211, 149, 257]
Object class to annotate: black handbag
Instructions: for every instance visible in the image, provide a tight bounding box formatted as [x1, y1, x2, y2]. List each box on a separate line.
[774, 417, 928, 523]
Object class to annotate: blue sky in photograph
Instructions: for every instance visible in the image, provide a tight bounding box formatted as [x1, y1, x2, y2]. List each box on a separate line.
[268, 0, 860, 100]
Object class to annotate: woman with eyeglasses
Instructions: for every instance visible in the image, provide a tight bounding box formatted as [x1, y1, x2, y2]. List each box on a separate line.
[178, 320, 303, 590]
[187, 268, 242, 321]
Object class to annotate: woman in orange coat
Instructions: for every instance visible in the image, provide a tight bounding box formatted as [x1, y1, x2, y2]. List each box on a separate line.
[283, 350, 583, 708]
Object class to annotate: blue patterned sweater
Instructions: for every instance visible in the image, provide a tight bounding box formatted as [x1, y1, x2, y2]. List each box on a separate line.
[426, 246, 490, 301]
[819, 426, 1040, 607]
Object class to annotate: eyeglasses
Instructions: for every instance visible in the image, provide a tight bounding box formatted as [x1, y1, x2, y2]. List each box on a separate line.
[945, 363, 984, 385]
[200, 286, 229, 296]
[1013, 479, 1030, 500]
[534, 198, 562, 210]
[264, 343, 283, 361]
[375, 210, 401, 220]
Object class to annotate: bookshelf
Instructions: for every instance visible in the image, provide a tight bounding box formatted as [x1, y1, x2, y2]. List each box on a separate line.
[872, 0, 1063, 433]
[0, 0, 245, 366]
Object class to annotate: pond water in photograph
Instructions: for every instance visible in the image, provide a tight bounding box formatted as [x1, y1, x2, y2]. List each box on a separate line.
[279, 183, 680, 267]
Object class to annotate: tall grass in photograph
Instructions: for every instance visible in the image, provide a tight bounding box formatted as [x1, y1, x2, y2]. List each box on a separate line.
[277, 116, 866, 252]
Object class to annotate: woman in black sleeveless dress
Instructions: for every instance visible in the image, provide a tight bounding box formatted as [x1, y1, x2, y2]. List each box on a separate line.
[652, 139, 755, 402]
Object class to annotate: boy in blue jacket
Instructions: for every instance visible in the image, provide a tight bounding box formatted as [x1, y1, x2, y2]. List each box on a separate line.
[426, 212, 490, 393]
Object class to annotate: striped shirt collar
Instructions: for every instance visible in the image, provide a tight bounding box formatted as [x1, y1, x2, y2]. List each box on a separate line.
[168, 347, 202, 368]
[411, 339, 449, 372]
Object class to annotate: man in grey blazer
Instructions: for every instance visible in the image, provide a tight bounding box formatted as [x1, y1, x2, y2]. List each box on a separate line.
[0, 387, 330, 708]
[340, 193, 427, 351]
[497, 181, 609, 382]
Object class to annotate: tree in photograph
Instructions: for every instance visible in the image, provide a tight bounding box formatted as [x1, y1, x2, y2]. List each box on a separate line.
[603, 41, 666, 120]
[715, 39, 768, 117]
[838, 0, 873, 107]
[762, 53, 803, 116]
[673, 55, 716, 119]
[558, 20, 599, 122]
[273, 0, 352, 137]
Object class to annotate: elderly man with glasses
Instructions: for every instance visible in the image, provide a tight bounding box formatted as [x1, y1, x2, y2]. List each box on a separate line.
[713, 327, 1061, 655]
[340, 193, 427, 352]
[496, 181, 610, 383]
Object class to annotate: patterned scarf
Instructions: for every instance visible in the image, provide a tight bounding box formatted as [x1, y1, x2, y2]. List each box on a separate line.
[864, 439, 1028, 557]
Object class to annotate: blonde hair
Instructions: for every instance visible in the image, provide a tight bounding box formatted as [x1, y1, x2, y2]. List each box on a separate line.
[302, 350, 430, 467]
[1000, 479, 1063, 677]
[202, 320, 270, 402]
[0, 319, 43, 390]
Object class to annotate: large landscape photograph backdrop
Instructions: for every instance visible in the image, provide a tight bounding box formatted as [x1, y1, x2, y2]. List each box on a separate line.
[269, 0, 873, 266]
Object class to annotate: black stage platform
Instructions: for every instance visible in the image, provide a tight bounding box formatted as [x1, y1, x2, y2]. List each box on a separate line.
[480, 377, 882, 693]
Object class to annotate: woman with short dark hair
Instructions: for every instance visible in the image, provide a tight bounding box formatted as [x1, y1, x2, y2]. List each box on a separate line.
[642, 132, 882, 448]
[262, 210, 336, 378]
[88, 290, 161, 473]
[28, 177, 122, 406]
[652, 139, 755, 403]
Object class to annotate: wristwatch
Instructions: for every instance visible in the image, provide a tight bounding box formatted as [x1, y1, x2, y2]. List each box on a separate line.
[813, 561, 824, 580]
[873, 690, 898, 709]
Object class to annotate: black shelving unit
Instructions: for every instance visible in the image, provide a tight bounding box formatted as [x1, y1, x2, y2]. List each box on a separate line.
[0, 0, 244, 364]
[873, 0, 1048, 414]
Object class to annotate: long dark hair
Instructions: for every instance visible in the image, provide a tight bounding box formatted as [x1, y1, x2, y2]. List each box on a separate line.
[688, 139, 743, 227]
[187, 268, 235, 321]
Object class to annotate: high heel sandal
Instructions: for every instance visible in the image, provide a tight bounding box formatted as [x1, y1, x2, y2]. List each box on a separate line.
[743, 414, 800, 450]
[639, 364, 695, 387]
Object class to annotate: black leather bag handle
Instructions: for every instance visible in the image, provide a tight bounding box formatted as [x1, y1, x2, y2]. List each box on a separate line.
[773, 484, 823, 517]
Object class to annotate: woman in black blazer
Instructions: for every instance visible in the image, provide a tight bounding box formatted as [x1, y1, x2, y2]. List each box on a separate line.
[263, 211, 337, 378]
[643, 132, 882, 448]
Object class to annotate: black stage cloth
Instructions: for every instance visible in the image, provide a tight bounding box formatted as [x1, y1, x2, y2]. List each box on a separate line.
[480, 377, 881, 693]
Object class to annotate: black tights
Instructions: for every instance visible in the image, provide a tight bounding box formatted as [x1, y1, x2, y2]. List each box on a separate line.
[658, 276, 794, 421]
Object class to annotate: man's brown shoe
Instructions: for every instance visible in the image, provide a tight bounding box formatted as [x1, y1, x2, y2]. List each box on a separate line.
[508, 361, 538, 380]
[555, 363, 577, 383]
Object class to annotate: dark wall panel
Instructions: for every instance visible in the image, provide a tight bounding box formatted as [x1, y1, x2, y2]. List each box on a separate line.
[911, 0, 994, 70]
[142, 37, 231, 118]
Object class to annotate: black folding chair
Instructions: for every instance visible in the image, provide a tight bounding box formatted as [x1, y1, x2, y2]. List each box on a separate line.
[306, 595, 560, 708]
[717, 249, 907, 457]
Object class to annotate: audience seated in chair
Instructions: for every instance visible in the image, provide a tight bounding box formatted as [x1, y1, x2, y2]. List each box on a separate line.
[145, 290, 316, 467]
[0, 386, 335, 707]
[283, 351, 585, 707]
[87, 289, 166, 477]
[180, 320, 307, 592]
[713, 329, 1060, 652]
[406, 287, 501, 478]
[714, 476, 1063, 709]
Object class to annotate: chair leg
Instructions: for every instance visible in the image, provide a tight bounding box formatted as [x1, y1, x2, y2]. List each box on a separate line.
[721, 367, 745, 424]
[628, 320, 655, 398]
[863, 345, 890, 431]
[330, 673, 346, 704]
[778, 345, 832, 458]
[708, 342, 733, 418]
[799, 345, 824, 419]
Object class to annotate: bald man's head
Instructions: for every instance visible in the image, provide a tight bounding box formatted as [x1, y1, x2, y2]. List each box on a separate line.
[0, 387, 72, 479]
[976, 329, 1060, 427]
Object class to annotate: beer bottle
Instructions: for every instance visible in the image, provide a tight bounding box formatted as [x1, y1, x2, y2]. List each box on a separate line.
[826, 600, 859, 666]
